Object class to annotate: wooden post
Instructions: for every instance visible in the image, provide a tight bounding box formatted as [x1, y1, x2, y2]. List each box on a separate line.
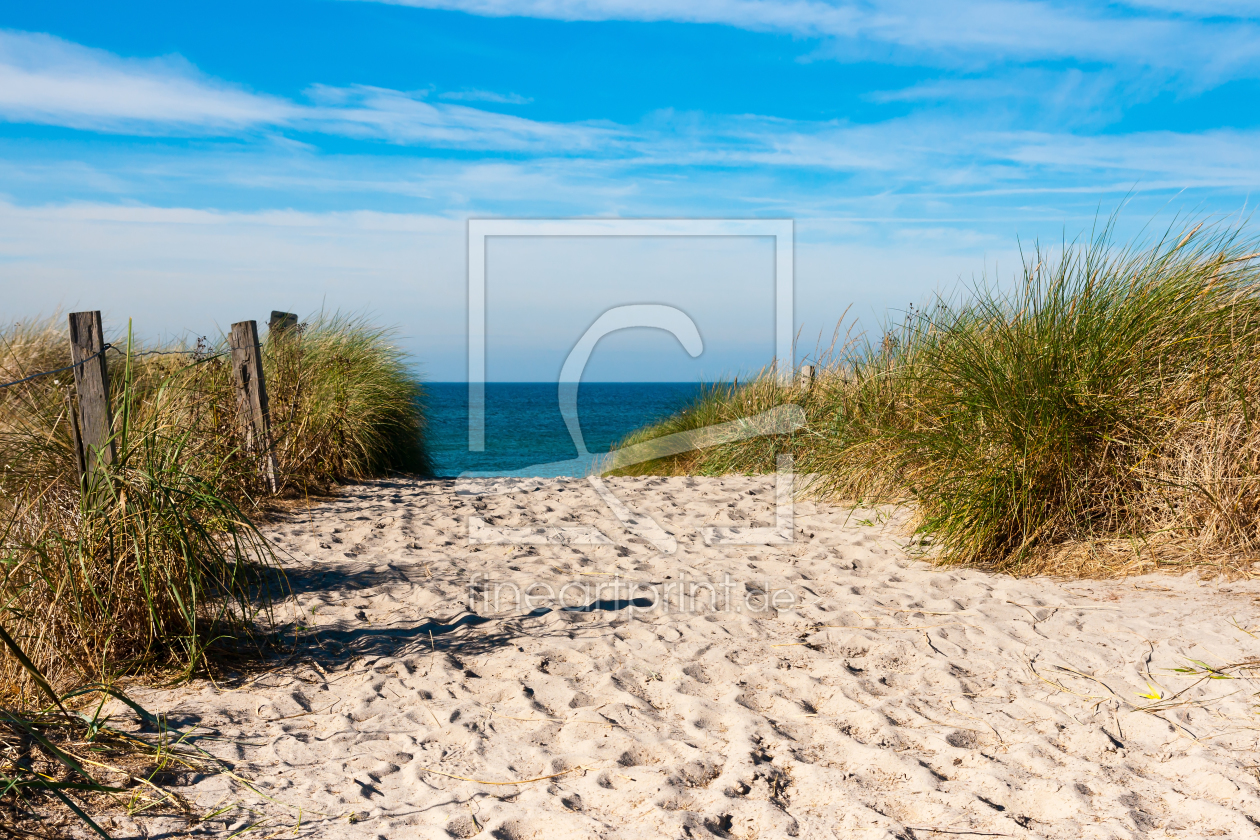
[68, 311, 115, 482]
[797, 364, 815, 389]
[230, 320, 279, 493]
[268, 311, 298, 336]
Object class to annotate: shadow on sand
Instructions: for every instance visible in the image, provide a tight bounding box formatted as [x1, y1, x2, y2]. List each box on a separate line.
[275, 594, 655, 668]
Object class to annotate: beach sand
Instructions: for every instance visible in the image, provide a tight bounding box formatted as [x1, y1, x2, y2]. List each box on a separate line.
[108, 475, 1260, 839]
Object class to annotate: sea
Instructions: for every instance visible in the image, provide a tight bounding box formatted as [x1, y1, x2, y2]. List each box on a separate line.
[424, 382, 706, 477]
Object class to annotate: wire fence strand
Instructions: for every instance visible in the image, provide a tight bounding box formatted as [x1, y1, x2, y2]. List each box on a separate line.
[0, 345, 239, 391]
[0, 344, 113, 391]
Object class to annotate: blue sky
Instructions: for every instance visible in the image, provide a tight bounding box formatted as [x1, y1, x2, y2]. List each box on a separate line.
[2, 1, 1259, 380]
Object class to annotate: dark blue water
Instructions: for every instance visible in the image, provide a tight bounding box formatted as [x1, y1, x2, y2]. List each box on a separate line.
[424, 383, 705, 477]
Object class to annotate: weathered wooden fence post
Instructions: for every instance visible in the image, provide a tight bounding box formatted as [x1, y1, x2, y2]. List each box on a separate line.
[268, 311, 298, 335]
[230, 320, 279, 493]
[68, 311, 115, 484]
[797, 364, 815, 390]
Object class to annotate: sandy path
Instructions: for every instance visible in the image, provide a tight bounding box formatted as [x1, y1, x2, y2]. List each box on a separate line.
[112, 476, 1260, 839]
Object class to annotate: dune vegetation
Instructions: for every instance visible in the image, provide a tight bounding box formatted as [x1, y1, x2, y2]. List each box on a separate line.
[0, 313, 428, 830]
[0, 313, 428, 695]
[613, 220, 1260, 578]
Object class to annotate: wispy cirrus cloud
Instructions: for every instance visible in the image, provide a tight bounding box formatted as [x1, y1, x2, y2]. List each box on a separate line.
[439, 88, 533, 104]
[358, 0, 1260, 77]
[2, 27, 1260, 212]
[0, 29, 610, 151]
[6, 111, 1259, 220]
[301, 83, 614, 150]
[1118, 0, 1259, 16]
[995, 128, 1260, 188]
[0, 30, 292, 133]
[862, 67, 1162, 133]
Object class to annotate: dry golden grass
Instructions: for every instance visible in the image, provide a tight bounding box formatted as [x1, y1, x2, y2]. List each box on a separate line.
[613, 219, 1260, 578]
[0, 314, 429, 701]
[0, 313, 429, 832]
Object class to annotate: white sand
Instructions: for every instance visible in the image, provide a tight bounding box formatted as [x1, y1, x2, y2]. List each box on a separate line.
[111, 476, 1260, 839]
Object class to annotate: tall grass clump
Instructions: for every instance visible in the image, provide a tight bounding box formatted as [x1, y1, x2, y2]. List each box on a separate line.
[267, 313, 431, 487]
[0, 313, 429, 701]
[613, 219, 1260, 576]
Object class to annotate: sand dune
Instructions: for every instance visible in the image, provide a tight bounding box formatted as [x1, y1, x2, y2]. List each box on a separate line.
[110, 476, 1260, 839]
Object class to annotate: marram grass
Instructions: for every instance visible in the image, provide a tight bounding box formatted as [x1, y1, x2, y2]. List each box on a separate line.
[0, 314, 429, 700]
[612, 220, 1260, 577]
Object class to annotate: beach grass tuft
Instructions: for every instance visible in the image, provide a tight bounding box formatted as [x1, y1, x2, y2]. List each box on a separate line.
[0, 312, 428, 829]
[0, 313, 428, 696]
[0, 622, 226, 836]
[612, 218, 1260, 576]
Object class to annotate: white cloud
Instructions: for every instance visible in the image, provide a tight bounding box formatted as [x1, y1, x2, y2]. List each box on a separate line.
[360, 0, 1260, 76]
[996, 128, 1260, 187]
[300, 84, 616, 150]
[2, 28, 1259, 217]
[439, 88, 533, 104]
[0, 30, 292, 133]
[864, 68, 1137, 113]
[5, 109, 1259, 216]
[0, 30, 607, 151]
[1118, 0, 1260, 17]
